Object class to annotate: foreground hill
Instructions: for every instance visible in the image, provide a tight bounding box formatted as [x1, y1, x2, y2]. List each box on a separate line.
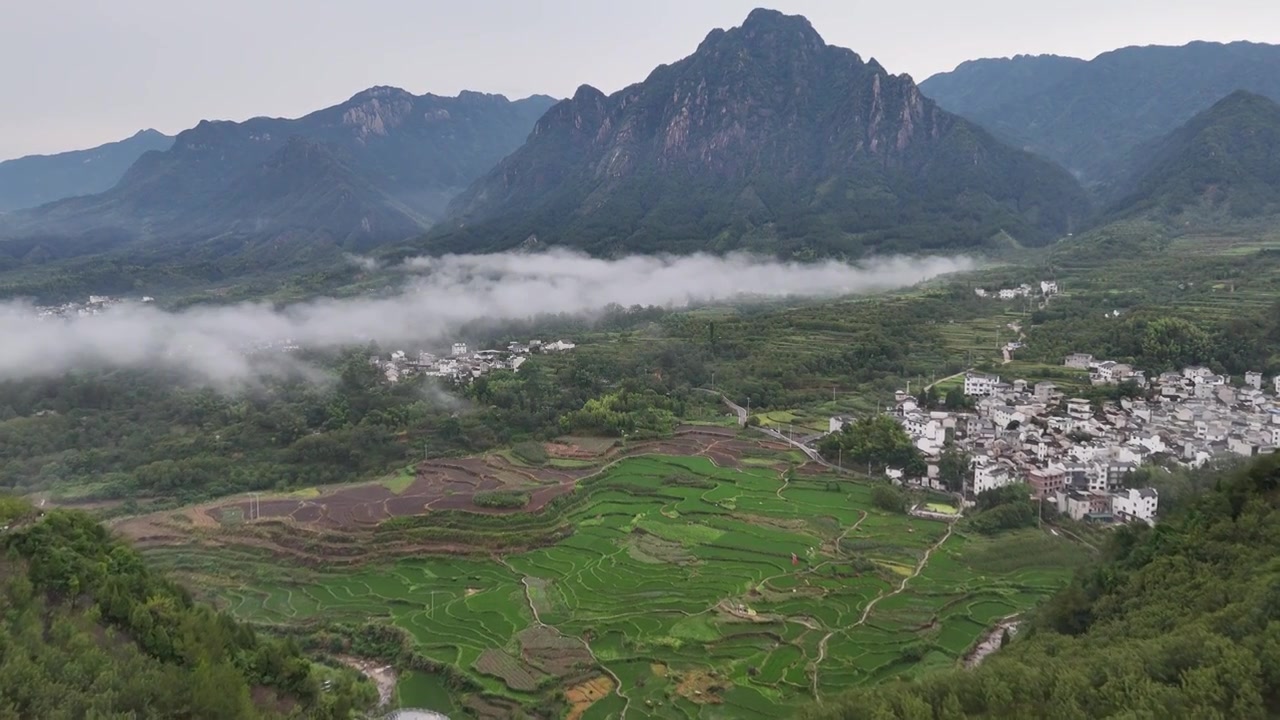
[1110, 91, 1280, 218]
[426, 9, 1090, 258]
[0, 497, 374, 718]
[0, 90, 554, 294]
[0, 129, 173, 212]
[802, 453, 1280, 719]
[920, 41, 1280, 183]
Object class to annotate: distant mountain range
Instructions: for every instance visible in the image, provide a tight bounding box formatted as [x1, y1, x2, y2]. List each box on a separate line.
[1110, 91, 1280, 218]
[920, 41, 1280, 184]
[5, 9, 1280, 301]
[425, 9, 1090, 258]
[0, 130, 173, 212]
[0, 89, 554, 280]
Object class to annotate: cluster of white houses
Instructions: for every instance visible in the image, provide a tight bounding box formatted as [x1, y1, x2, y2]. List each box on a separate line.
[34, 294, 155, 319]
[369, 339, 575, 384]
[973, 280, 1059, 300]
[861, 356, 1280, 527]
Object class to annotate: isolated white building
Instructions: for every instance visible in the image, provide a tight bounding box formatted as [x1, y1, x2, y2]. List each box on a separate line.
[1064, 353, 1094, 369]
[1112, 488, 1158, 525]
[1245, 371, 1264, 390]
[451, 342, 468, 357]
[544, 340, 576, 352]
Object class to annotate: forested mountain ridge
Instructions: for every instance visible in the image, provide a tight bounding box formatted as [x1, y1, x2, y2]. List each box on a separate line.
[1109, 90, 1280, 218]
[800, 453, 1280, 719]
[0, 129, 174, 212]
[920, 40, 1280, 184]
[0, 90, 555, 290]
[423, 8, 1090, 259]
[0, 497, 374, 718]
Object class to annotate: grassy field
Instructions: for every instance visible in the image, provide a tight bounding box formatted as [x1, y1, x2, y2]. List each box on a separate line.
[155, 455, 1083, 717]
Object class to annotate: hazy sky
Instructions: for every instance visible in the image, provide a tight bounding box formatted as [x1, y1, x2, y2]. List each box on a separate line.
[4, 0, 1279, 160]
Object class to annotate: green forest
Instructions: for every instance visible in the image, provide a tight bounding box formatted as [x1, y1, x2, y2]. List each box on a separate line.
[0, 499, 375, 719]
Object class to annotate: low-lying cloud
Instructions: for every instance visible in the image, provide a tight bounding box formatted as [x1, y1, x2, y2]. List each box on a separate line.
[0, 250, 976, 386]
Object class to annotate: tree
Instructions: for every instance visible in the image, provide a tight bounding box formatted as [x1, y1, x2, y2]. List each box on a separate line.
[870, 483, 908, 514]
[937, 444, 971, 493]
[818, 415, 922, 473]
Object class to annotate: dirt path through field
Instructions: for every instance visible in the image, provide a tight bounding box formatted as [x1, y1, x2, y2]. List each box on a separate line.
[810, 519, 957, 699]
[498, 557, 632, 718]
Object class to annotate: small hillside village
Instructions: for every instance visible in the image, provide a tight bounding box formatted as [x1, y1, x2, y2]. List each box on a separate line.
[34, 294, 154, 318]
[368, 339, 576, 384]
[835, 354, 1280, 528]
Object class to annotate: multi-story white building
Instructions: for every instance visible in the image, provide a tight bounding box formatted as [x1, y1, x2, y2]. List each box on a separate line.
[1064, 353, 1094, 369]
[451, 342, 468, 357]
[1112, 488, 1158, 525]
[1245, 371, 1264, 390]
[972, 458, 1016, 496]
[964, 372, 1000, 397]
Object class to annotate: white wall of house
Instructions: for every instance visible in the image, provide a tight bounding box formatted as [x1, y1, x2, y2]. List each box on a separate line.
[1112, 489, 1158, 524]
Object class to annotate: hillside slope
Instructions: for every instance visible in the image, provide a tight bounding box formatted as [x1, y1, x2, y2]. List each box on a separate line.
[1110, 91, 1280, 218]
[920, 41, 1280, 183]
[800, 453, 1280, 719]
[425, 9, 1090, 259]
[0, 497, 374, 718]
[0, 129, 173, 212]
[0, 90, 555, 293]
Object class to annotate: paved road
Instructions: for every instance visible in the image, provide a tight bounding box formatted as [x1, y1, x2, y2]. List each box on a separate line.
[698, 388, 837, 469]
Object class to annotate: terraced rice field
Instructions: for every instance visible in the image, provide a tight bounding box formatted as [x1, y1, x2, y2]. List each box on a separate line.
[170, 456, 1080, 717]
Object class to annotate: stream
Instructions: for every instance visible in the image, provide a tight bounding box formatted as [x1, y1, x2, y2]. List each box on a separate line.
[963, 616, 1021, 669]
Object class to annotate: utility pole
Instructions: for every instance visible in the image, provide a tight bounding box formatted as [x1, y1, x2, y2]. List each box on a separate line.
[711, 370, 715, 389]
[838, 447, 842, 473]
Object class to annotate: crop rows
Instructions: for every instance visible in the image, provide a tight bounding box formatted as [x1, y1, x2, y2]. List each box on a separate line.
[191, 455, 1079, 715]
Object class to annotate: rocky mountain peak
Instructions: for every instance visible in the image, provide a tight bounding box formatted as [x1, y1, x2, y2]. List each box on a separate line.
[434, 9, 1090, 257]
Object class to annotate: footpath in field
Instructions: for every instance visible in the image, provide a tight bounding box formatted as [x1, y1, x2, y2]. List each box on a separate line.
[165, 453, 1082, 718]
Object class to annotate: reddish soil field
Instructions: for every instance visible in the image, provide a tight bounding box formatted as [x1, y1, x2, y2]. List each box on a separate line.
[127, 428, 800, 543]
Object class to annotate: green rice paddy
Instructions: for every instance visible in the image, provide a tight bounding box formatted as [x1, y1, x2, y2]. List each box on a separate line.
[169, 456, 1081, 716]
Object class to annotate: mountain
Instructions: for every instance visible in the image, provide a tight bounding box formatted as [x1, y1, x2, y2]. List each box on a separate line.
[425, 9, 1090, 259]
[0, 89, 554, 292]
[920, 41, 1280, 183]
[1110, 91, 1280, 218]
[0, 129, 173, 212]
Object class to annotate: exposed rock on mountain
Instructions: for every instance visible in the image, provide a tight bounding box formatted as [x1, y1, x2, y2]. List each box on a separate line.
[426, 8, 1090, 258]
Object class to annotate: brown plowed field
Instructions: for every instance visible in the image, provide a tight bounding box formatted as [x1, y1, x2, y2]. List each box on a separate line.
[116, 429, 804, 548]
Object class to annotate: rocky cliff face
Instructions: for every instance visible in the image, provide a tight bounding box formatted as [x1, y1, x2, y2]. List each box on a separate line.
[436, 9, 1090, 257]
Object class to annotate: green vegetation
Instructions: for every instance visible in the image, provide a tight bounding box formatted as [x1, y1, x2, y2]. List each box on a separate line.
[155, 456, 1081, 715]
[1114, 91, 1280, 218]
[966, 484, 1042, 536]
[800, 453, 1280, 719]
[0, 499, 374, 718]
[510, 441, 549, 466]
[428, 10, 1088, 261]
[473, 491, 531, 509]
[819, 416, 924, 475]
[919, 42, 1280, 184]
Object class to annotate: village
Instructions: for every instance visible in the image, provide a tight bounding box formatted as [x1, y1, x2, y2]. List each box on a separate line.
[832, 354, 1280, 528]
[367, 338, 576, 384]
[33, 294, 154, 318]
